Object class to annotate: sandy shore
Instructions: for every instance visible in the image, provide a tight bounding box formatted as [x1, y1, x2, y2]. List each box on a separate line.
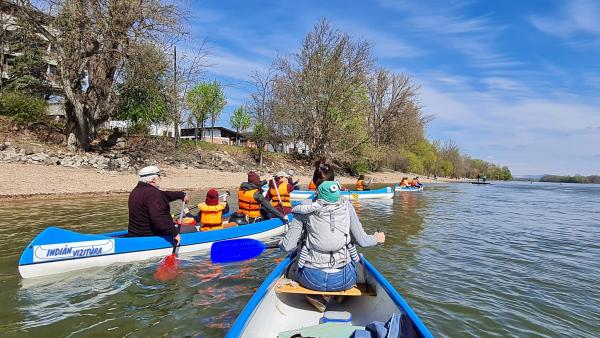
[0, 163, 458, 200]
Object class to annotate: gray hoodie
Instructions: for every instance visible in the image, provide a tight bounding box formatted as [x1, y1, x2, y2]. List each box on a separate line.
[279, 197, 378, 269]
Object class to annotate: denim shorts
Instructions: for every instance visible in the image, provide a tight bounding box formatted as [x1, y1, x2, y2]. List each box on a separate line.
[298, 263, 357, 292]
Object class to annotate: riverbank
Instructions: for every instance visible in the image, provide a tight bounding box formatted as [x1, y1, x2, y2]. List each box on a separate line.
[0, 163, 458, 200]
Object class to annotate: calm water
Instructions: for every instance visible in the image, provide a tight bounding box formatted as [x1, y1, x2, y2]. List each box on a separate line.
[0, 182, 598, 337]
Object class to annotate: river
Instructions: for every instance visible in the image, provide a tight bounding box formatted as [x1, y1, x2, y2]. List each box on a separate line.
[0, 182, 598, 337]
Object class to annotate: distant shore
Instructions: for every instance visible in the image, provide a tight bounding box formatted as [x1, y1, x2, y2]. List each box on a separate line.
[0, 163, 459, 201]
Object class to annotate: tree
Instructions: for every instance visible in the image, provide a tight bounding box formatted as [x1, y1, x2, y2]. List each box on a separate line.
[117, 43, 171, 132]
[15, 0, 182, 150]
[186, 81, 226, 143]
[0, 3, 54, 97]
[251, 122, 269, 165]
[274, 18, 373, 160]
[230, 105, 251, 145]
[207, 81, 226, 142]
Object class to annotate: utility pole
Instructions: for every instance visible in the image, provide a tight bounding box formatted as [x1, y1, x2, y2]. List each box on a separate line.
[172, 45, 180, 145]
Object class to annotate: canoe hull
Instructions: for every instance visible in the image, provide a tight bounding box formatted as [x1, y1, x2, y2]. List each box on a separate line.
[394, 185, 424, 192]
[290, 186, 394, 200]
[227, 255, 433, 338]
[18, 218, 287, 279]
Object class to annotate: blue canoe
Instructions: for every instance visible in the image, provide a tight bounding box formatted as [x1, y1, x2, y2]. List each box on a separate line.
[290, 186, 395, 200]
[394, 184, 424, 192]
[227, 254, 433, 338]
[18, 216, 288, 279]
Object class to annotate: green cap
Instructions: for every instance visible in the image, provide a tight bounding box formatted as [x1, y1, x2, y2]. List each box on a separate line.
[317, 181, 341, 203]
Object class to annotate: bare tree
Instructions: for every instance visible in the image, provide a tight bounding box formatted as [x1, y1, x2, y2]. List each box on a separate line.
[14, 0, 183, 150]
[274, 18, 373, 160]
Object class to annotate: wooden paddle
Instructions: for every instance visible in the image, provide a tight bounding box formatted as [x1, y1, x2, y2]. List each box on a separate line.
[211, 238, 279, 264]
[155, 200, 185, 281]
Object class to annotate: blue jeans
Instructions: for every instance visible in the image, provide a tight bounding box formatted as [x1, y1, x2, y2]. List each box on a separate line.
[298, 263, 357, 292]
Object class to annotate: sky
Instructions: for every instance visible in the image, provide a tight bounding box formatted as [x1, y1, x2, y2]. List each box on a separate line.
[183, 0, 600, 176]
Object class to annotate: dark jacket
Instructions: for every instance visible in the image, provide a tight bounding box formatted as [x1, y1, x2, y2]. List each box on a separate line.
[128, 182, 185, 237]
[239, 182, 285, 220]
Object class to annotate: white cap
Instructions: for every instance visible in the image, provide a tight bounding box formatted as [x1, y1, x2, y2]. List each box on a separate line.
[287, 169, 295, 176]
[138, 165, 160, 177]
[275, 171, 289, 178]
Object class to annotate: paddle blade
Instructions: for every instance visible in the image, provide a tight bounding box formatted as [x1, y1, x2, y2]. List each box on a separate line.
[211, 238, 268, 264]
[154, 253, 180, 281]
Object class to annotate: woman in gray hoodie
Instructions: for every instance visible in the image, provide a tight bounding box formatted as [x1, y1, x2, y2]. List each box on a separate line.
[279, 180, 385, 293]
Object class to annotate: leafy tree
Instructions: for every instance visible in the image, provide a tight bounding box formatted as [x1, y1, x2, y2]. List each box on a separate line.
[117, 43, 171, 132]
[251, 122, 269, 165]
[230, 105, 251, 145]
[186, 81, 226, 143]
[15, 0, 182, 150]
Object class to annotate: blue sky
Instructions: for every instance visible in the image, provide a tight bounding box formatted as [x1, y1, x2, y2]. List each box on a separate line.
[183, 0, 600, 175]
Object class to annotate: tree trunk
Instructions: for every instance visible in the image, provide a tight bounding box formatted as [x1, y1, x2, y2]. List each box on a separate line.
[235, 127, 239, 145]
[210, 118, 215, 143]
[200, 120, 205, 142]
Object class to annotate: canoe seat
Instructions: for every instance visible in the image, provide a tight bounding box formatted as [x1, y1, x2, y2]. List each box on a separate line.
[275, 278, 375, 296]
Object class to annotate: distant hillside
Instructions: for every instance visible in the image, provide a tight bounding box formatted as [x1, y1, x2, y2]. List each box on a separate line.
[540, 175, 600, 184]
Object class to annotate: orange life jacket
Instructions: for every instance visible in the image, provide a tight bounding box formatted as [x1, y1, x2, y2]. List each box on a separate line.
[269, 181, 291, 208]
[238, 188, 261, 218]
[308, 181, 317, 191]
[356, 179, 365, 191]
[199, 202, 226, 228]
[400, 180, 409, 187]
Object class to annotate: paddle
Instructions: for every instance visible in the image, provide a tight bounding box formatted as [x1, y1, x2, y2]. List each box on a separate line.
[155, 200, 185, 281]
[211, 238, 279, 264]
[272, 177, 286, 215]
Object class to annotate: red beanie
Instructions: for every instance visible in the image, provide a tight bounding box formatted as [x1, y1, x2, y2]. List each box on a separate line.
[205, 188, 219, 206]
[247, 171, 261, 186]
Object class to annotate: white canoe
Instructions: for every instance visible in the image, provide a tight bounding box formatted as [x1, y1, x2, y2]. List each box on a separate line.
[227, 254, 433, 338]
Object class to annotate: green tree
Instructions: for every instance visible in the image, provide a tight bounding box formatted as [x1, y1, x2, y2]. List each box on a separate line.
[186, 81, 226, 143]
[230, 105, 251, 145]
[117, 43, 171, 133]
[441, 159, 453, 177]
[252, 122, 269, 165]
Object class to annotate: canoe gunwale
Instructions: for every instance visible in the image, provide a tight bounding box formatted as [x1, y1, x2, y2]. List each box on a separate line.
[226, 254, 433, 338]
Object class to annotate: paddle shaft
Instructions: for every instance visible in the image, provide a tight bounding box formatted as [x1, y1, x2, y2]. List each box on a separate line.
[173, 200, 185, 254]
[272, 178, 286, 215]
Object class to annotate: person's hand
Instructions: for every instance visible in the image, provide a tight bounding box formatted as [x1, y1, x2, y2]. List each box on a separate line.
[183, 194, 190, 204]
[374, 232, 385, 243]
[174, 234, 181, 246]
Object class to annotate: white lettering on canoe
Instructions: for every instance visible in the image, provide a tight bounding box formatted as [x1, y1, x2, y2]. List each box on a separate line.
[33, 239, 115, 262]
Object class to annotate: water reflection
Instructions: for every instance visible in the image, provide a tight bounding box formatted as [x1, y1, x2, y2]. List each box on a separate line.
[1, 183, 599, 337]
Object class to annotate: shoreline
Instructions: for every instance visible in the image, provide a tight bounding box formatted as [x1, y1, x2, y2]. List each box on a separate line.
[0, 163, 459, 201]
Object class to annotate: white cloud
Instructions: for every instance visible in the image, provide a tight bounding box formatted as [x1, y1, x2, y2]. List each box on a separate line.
[418, 72, 600, 174]
[531, 0, 600, 38]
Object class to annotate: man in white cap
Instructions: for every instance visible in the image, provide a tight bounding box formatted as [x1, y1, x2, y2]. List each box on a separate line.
[266, 171, 294, 215]
[128, 166, 189, 246]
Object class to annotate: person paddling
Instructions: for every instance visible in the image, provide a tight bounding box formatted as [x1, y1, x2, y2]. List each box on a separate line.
[127, 166, 189, 247]
[237, 171, 287, 223]
[355, 174, 370, 191]
[196, 188, 230, 231]
[266, 171, 294, 215]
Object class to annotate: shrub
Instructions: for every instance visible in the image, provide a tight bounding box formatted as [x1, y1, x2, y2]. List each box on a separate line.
[0, 91, 48, 122]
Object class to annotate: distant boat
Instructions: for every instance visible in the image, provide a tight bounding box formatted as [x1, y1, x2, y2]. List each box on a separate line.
[471, 181, 491, 185]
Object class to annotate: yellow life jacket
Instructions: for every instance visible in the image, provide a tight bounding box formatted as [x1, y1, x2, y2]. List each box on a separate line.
[356, 179, 365, 191]
[238, 188, 261, 218]
[199, 202, 226, 228]
[269, 181, 291, 208]
[308, 181, 317, 191]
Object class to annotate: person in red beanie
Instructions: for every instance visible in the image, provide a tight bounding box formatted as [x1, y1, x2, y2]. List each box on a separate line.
[237, 171, 287, 223]
[196, 188, 230, 230]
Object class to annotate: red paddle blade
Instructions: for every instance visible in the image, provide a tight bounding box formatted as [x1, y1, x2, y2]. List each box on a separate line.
[154, 254, 179, 281]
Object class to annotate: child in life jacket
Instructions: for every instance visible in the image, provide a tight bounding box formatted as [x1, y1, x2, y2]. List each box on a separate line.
[197, 189, 230, 230]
